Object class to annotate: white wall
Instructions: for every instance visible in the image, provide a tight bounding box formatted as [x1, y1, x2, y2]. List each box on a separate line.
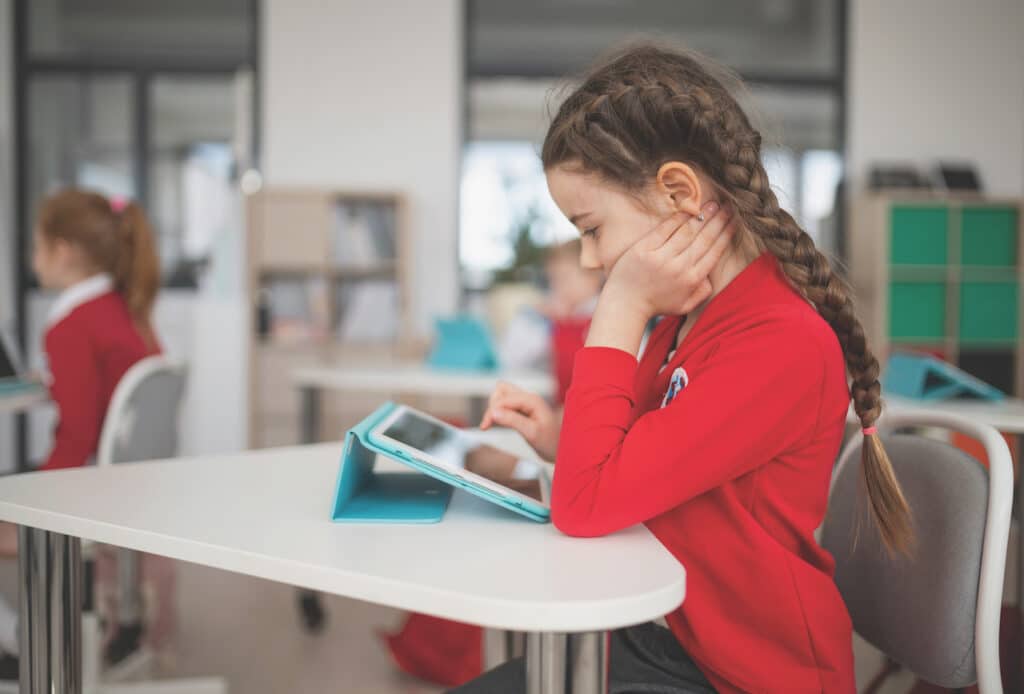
[262, 0, 463, 335]
[847, 0, 1024, 196]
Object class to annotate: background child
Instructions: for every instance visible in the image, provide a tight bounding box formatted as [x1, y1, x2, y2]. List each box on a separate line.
[538, 239, 602, 403]
[464, 43, 912, 694]
[32, 188, 162, 470]
[27, 189, 170, 670]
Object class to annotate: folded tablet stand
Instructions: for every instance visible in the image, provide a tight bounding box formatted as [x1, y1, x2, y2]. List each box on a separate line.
[331, 403, 453, 523]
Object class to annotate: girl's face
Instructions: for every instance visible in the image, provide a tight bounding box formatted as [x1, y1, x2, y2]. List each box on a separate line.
[546, 165, 672, 274]
[31, 229, 79, 290]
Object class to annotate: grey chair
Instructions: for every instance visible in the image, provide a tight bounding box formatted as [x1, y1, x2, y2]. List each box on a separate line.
[821, 412, 1012, 693]
[95, 356, 188, 681]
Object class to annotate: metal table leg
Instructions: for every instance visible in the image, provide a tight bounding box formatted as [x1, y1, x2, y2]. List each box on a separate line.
[18, 526, 82, 694]
[300, 386, 321, 445]
[526, 631, 608, 694]
[298, 386, 327, 633]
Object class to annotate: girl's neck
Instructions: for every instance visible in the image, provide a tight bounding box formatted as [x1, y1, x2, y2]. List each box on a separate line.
[681, 230, 761, 327]
[57, 267, 103, 292]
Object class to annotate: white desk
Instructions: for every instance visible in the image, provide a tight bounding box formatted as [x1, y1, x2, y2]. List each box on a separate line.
[0, 443, 685, 694]
[293, 363, 555, 443]
[880, 394, 1024, 434]
[0, 387, 48, 415]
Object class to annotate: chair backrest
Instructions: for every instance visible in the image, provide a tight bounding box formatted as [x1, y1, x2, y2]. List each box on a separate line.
[820, 412, 1011, 692]
[96, 356, 187, 466]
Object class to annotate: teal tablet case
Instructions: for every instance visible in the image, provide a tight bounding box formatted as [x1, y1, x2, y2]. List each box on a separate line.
[885, 351, 1005, 401]
[0, 380, 43, 396]
[426, 316, 499, 371]
[331, 402, 550, 524]
[331, 403, 453, 523]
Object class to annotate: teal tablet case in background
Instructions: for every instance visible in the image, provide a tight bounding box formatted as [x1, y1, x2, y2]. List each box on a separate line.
[0, 380, 44, 396]
[885, 351, 1004, 401]
[331, 402, 453, 523]
[331, 402, 550, 524]
[426, 316, 499, 371]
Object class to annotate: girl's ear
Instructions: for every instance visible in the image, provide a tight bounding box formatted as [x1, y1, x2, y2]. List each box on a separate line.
[656, 162, 703, 216]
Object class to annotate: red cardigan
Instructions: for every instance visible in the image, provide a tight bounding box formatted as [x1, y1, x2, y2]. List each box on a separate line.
[42, 291, 158, 471]
[554, 253, 854, 693]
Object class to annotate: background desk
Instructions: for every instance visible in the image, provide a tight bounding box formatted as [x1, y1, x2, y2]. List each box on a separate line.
[293, 364, 554, 444]
[0, 442, 685, 694]
[0, 387, 47, 416]
[880, 394, 1024, 434]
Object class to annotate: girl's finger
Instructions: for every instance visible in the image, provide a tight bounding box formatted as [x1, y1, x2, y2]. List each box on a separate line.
[492, 390, 545, 417]
[688, 214, 735, 278]
[664, 201, 721, 257]
[490, 408, 538, 441]
[643, 212, 689, 251]
[480, 406, 495, 430]
[486, 381, 515, 413]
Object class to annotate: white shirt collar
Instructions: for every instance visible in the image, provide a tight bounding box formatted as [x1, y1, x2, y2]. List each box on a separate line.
[46, 273, 115, 328]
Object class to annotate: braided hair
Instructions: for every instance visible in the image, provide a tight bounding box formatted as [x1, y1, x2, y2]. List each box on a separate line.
[542, 43, 912, 553]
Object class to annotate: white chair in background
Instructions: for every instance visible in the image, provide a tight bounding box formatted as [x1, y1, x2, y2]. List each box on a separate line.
[91, 356, 226, 694]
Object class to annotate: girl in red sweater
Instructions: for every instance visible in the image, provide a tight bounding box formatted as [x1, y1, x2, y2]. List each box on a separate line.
[459, 45, 912, 693]
[32, 189, 161, 470]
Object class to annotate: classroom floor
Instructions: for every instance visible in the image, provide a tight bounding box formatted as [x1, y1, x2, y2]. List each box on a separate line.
[169, 560, 443, 694]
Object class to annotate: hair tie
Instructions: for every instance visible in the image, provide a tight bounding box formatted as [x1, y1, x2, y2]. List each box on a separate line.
[109, 196, 128, 214]
[862, 426, 878, 436]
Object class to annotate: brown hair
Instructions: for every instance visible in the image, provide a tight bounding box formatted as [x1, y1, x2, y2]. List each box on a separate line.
[38, 189, 161, 336]
[542, 43, 913, 553]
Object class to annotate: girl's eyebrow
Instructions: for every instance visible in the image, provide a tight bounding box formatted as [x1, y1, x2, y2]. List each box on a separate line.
[569, 212, 592, 227]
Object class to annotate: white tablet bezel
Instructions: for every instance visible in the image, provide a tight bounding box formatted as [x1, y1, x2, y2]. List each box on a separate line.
[370, 404, 550, 510]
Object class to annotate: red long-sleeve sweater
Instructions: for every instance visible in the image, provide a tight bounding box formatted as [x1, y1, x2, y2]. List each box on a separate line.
[42, 289, 158, 471]
[553, 252, 854, 693]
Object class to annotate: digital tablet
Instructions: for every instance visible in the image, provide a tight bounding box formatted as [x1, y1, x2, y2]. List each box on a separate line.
[368, 403, 550, 521]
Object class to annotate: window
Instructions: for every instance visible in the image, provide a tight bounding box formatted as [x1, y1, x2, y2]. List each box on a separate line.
[462, 0, 847, 286]
[15, 0, 258, 289]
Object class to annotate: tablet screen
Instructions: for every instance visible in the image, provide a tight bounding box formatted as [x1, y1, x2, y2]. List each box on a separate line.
[379, 409, 543, 502]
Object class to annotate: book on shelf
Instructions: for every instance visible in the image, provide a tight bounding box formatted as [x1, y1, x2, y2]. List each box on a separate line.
[335, 280, 399, 342]
[332, 199, 397, 269]
[262, 276, 330, 342]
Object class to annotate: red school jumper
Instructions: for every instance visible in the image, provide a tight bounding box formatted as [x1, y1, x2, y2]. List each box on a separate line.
[554, 253, 855, 693]
[42, 274, 159, 471]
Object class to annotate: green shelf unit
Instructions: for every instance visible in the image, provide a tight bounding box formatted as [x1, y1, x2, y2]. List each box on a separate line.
[889, 282, 946, 340]
[959, 281, 1019, 342]
[961, 206, 1018, 267]
[889, 206, 949, 266]
[851, 194, 1024, 397]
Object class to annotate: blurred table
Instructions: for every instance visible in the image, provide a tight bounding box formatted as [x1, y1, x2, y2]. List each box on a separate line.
[0, 386, 48, 415]
[293, 363, 555, 444]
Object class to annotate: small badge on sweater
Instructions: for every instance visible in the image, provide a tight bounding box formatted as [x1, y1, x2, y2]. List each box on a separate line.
[661, 367, 689, 408]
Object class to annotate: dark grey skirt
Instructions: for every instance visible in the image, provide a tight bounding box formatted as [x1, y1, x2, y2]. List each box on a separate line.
[448, 622, 717, 694]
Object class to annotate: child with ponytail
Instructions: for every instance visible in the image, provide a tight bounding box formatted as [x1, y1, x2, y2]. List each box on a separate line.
[461, 44, 912, 693]
[32, 188, 162, 470]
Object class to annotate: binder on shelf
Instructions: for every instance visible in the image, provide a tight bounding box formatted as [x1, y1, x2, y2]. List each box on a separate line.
[884, 351, 1005, 401]
[332, 199, 397, 269]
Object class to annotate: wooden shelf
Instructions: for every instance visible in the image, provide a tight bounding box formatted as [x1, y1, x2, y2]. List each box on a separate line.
[329, 263, 398, 281]
[850, 192, 1024, 396]
[247, 188, 411, 449]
